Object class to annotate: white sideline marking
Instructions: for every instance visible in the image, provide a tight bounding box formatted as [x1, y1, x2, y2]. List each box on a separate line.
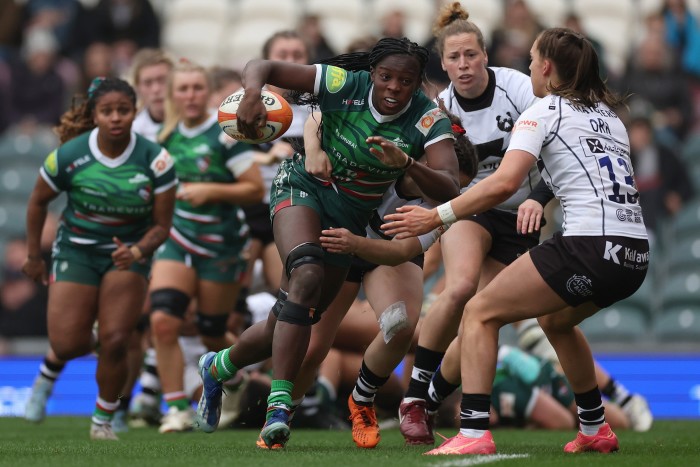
[433, 454, 529, 466]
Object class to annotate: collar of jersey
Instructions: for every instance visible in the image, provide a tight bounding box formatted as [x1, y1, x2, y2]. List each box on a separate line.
[89, 128, 137, 168]
[368, 84, 412, 123]
[177, 111, 218, 138]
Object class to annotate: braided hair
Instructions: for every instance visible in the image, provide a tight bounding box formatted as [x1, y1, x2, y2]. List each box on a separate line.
[290, 36, 429, 108]
[55, 77, 137, 144]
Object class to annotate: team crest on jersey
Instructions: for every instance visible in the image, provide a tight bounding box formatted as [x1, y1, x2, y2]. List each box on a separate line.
[138, 185, 152, 201]
[496, 112, 514, 132]
[415, 108, 446, 136]
[151, 150, 174, 177]
[44, 150, 58, 176]
[325, 66, 346, 93]
[196, 156, 210, 172]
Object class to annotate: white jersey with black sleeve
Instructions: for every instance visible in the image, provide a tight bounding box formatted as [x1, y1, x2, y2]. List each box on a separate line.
[508, 95, 647, 239]
[366, 181, 445, 252]
[439, 67, 541, 213]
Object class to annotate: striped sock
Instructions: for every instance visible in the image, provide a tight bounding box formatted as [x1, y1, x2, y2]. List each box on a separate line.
[164, 391, 190, 411]
[426, 366, 460, 413]
[210, 348, 239, 383]
[92, 397, 119, 425]
[266, 379, 294, 418]
[39, 358, 65, 382]
[351, 360, 390, 406]
[459, 393, 491, 437]
[575, 387, 605, 435]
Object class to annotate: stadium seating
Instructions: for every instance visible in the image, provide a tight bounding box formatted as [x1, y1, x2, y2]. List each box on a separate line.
[0, 199, 28, 238]
[669, 200, 700, 245]
[660, 272, 700, 310]
[653, 305, 700, 342]
[522, 0, 569, 28]
[579, 303, 648, 343]
[663, 238, 700, 276]
[0, 165, 39, 201]
[449, 0, 504, 46]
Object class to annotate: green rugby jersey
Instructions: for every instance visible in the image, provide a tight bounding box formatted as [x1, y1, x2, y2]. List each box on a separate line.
[40, 128, 177, 249]
[312, 63, 455, 209]
[163, 113, 255, 257]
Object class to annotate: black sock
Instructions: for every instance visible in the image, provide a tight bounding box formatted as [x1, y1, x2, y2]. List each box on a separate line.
[426, 367, 459, 412]
[118, 396, 131, 411]
[39, 357, 66, 381]
[405, 346, 445, 399]
[574, 386, 605, 434]
[352, 360, 389, 406]
[459, 393, 491, 431]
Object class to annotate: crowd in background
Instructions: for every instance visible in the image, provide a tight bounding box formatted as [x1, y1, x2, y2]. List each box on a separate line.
[0, 0, 698, 349]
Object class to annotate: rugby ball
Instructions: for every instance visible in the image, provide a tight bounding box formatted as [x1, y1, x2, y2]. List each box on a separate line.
[218, 89, 293, 144]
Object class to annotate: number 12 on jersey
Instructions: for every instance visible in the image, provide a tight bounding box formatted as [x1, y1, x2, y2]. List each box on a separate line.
[598, 155, 639, 205]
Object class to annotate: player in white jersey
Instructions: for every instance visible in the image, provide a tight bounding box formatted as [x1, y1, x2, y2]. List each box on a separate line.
[398, 3, 546, 445]
[383, 27, 649, 456]
[130, 49, 173, 143]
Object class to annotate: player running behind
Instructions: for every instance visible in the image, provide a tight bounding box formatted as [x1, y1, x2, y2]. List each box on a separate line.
[22, 77, 177, 440]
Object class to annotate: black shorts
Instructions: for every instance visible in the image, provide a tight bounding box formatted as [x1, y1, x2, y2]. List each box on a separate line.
[530, 232, 649, 308]
[345, 253, 425, 283]
[467, 209, 541, 265]
[242, 203, 274, 246]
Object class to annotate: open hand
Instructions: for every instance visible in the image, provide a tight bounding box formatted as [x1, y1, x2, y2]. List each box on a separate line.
[366, 136, 411, 169]
[320, 227, 357, 254]
[381, 205, 439, 239]
[516, 199, 544, 234]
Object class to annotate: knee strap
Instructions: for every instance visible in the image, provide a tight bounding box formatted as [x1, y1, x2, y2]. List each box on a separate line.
[278, 300, 317, 326]
[150, 288, 190, 319]
[271, 289, 289, 319]
[196, 312, 228, 337]
[285, 242, 324, 278]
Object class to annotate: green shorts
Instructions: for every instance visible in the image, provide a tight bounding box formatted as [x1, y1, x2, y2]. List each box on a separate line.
[154, 237, 246, 283]
[492, 361, 573, 426]
[51, 241, 150, 287]
[269, 156, 373, 268]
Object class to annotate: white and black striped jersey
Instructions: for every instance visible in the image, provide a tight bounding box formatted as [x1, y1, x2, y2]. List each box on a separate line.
[367, 180, 442, 252]
[508, 95, 647, 239]
[438, 67, 540, 213]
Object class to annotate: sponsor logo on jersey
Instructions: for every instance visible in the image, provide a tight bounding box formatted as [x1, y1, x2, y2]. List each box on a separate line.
[514, 119, 539, 132]
[586, 138, 605, 153]
[66, 155, 91, 173]
[325, 66, 346, 93]
[415, 108, 446, 136]
[138, 185, 152, 201]
[44, 150, 58, 176]
[616, 208, 643, 224]
[390, 137, 409, 148]
[151, 150, 174, 177]
[496, 112, 514, 132]
[565, 274, 593, 297]
[128, 173, 150, 184]
[342, 98, 365, 106]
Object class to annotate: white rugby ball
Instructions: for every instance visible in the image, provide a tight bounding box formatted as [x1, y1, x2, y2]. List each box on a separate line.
[218, 89, 293, 144]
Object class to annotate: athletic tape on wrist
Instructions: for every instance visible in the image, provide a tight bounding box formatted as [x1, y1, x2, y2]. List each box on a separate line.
[437, 202, 457, 225]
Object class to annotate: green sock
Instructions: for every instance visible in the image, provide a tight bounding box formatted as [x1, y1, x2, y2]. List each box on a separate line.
[210, 348, 239, 383]
[266, 379, 294, 419]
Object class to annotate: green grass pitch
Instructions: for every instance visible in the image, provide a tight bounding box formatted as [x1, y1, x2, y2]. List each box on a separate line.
[1, 418, 699, 467]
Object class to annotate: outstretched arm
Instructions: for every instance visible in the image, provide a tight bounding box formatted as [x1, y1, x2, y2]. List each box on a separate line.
[320, 228, 423, 266]
[382, 149, 536, 238]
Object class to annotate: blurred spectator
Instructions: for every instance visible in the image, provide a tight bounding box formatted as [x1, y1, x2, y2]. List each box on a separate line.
[345, 35, 379, 54]
[619, 32, 693, 144]
[628, 101, 695, 236]
[0, 0, 25, 55]
[564, 13, 608, 79]
[69, 0, 160, 65]
[0, 238, 48, 338]
[23, 0, 79, 55]
[380, 10, 406, 39]
[662, 0, 700, 79]
[8, 27, 65, 127]
[208, 66, 242, 110]
[80, 42, 116, 90]
[488, 0, 543, 74]
[297, 14, 335, 61]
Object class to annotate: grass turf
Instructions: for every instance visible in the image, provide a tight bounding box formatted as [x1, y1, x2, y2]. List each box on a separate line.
[0, 418, 698, 466]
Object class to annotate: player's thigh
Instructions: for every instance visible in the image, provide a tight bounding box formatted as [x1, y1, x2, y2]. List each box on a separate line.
[98, 270, 148, 335]
[197, 279, 241, 315]
[262, 241, 282, 290]
[149, 259, 197, 295]
[333, 298, 380, 353]
[440, 220, 491, 288]
[312, 280, 361, 350]
[47, 281, 99, 347]
[477, 256, 507, 292]
[466, 252, 569, 327]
